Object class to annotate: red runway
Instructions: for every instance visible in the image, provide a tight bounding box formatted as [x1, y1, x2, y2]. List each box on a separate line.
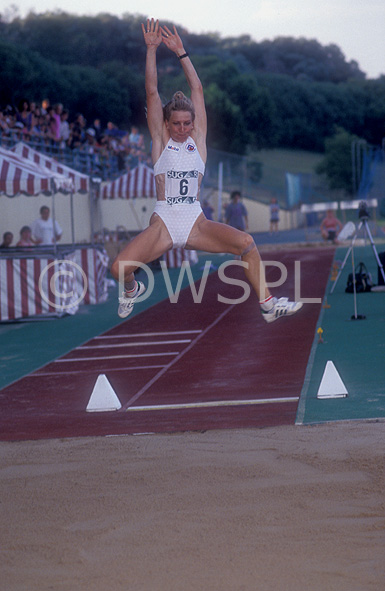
[0, 248, 334, 441]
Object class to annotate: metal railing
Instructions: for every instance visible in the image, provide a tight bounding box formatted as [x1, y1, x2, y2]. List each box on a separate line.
[0, 130, 142, 181]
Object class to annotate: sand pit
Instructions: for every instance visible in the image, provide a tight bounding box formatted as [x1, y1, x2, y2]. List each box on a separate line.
[1, 420, 384, 590]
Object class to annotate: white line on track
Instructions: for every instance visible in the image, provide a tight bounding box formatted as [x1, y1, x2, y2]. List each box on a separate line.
[127, 397, 300, 412]
[29, 365, 166, 376]
[54, 352, 179, 362]
[122, 306, 234, 411]
[76, 339, 191, 349]
[94, 330, 202, 339]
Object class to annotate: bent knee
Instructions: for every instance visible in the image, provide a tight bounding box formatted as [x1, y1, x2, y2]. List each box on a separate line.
[239, 233, 256, 257]
[110, 258, 135, 280]
[110, 259, 120, 280]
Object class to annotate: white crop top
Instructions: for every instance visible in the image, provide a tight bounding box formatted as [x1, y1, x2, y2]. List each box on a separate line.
[153, 137, 205, 200]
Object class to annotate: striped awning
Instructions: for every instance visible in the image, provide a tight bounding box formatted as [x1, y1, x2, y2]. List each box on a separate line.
[11, 142, 89, 194]
[0, 145, 73, 196]
[102, 163, 156, 199]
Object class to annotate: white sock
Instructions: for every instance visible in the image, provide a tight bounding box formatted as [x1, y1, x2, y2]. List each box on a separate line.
[124, 281, 138, 297]
[259, 295, 274, 312]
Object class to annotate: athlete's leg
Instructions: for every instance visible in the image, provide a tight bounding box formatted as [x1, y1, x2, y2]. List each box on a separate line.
[111, 214, 174, 318]
[186, 215, 270, 301]
[187, 214, 303, 322]
[110, 214, 173, 286]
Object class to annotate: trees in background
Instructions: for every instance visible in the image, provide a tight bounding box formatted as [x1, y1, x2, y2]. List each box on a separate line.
[315, 128, 357, 195]
[0, 10, 384, 165]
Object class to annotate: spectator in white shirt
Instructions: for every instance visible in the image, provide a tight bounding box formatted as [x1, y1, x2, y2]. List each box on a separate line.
[31, 206, 63, 245]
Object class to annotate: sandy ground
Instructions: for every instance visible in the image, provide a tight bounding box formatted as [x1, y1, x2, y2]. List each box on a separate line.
[1, 421, 384, 591]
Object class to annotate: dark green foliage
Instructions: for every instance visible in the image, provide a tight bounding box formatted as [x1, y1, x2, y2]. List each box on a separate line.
[0, 10, 384, 160]
[0, 39, 61, 105]
[226, 36, 365, 83]
[0, 39, 131, 125]
[315, 128, 358, 194]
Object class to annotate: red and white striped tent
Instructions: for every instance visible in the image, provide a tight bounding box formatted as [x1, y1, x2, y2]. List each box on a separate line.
[102, 163, 156, 199]
[0, 145, 72, 196]
[11, 142, 89, 194]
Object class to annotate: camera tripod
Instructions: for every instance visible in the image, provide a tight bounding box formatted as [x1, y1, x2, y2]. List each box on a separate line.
[330, 215, 385, 294]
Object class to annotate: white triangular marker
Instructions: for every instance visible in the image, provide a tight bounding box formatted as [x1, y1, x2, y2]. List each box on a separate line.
[317, 361, 348, 399]
[86, 374, 122, 412]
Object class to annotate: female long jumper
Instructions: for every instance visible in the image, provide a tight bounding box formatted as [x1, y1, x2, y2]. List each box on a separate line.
[110, 19, 302, 323]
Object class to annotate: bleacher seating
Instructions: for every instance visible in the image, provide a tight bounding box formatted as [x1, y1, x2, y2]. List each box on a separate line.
[0, 130, 135, 181]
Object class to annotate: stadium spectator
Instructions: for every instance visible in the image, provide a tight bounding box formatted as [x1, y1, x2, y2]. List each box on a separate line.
[11, 121, 25, 140]
[2, 105, 15, 130]
[91, 118, 103, 142]
[85, 128, 97, 148]
[30, 113, 47, 140]
[44, 106, 59, 144]
[16, 99, 32, 131]
[225, 190, 248, 231]
[0, 231, 13, 248]
[0, 98, 150, 179]
[51, 103, 63, 142]
[68, 113, 86, 150]
[129, 125, 145, 150]
[16, 226, 35, 247]
[31, 206, 62, 245]
[0, 110, 11, 135]
[41, 99, 50, 116]
[60, 109, 70, 146]
[320, 209, 343, 244]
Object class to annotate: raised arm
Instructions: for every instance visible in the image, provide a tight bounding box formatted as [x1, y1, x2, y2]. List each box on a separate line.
[141, 19, 164, 163]
[161, 25, 207, 157]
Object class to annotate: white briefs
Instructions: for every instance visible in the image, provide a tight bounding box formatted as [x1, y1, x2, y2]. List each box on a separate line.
[154, 200, 203, 248]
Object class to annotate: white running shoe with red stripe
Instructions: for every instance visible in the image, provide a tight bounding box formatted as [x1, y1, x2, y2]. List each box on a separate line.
[118, 281, 146, 318]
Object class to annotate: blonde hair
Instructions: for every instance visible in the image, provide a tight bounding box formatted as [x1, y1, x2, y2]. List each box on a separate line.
[163, 91, 195, 121]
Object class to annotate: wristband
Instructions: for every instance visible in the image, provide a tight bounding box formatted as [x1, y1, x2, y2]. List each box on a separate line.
[178, 52, 189, 60]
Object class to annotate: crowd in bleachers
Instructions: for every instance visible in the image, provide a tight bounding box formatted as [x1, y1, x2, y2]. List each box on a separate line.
[0, 98, 151, 180]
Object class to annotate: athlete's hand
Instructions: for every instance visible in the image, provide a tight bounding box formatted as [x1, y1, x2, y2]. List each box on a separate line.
[161, 25, 185, 55]
[141, 18, 162, 48]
